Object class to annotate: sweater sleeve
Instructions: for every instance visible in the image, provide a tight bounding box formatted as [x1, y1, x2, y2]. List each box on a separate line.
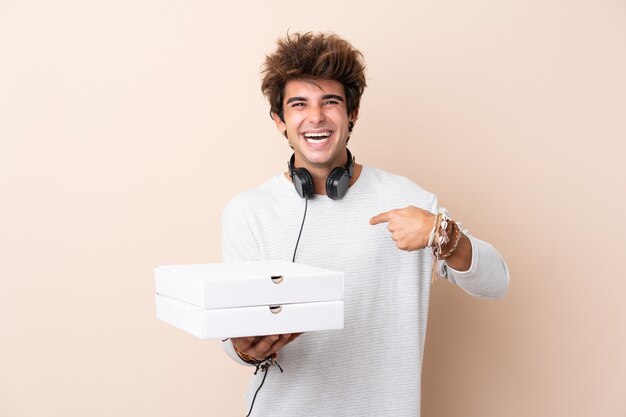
[220, 196, 261, 367]
[441, 235, 510, 300]
[221, 195, 262, 263]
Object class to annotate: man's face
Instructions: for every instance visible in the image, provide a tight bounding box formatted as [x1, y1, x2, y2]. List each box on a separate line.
[274, 78, 357, 171]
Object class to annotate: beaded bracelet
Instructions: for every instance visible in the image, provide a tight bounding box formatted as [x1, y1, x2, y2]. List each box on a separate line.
[431, 211, 465, 281]
[435, 212, 451, 249]
[439, 221, 463, 259]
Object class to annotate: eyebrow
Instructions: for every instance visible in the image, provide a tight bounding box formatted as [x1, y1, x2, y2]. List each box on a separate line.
[286, 94, 345, 104]
[286, 96, 306, 104]
[322, 94, 345, 102]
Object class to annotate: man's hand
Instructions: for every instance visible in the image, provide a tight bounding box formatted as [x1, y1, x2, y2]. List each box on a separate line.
[370, 205, 473, 271]
[231, 333, 302, 362]
[369, 205, 435, 251]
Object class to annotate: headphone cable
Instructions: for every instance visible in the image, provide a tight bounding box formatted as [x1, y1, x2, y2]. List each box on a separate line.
[292, 196, 308, 262]
[246, 196, 308, 416]
[245, 358, 283, 417]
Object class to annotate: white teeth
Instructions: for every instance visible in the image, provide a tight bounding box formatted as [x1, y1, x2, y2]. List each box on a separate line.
[306, 137, 328, 144]
[303, 131, 331, 138]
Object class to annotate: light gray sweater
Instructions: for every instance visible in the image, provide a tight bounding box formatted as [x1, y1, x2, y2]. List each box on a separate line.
[221, 165, 509, 416]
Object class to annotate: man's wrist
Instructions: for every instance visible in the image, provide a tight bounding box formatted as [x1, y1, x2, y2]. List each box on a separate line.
[443, 232, 472, 272]
[233, 345, 261, 365]
[439, 221, 463, 259]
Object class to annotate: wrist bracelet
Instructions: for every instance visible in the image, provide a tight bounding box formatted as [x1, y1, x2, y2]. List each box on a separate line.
[234, 346, 261, 365]
[430, 211, 465, 281]
[427, 213, 440, 248]
[435, 212, 450, 248]
[439, 221, 463, 259]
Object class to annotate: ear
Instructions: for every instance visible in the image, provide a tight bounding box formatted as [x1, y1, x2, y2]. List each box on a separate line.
[272, 112, 286, 134]
[349, 108, 359, 124]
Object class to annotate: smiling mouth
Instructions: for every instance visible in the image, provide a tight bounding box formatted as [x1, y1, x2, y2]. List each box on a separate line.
[302, 131, 332, 144]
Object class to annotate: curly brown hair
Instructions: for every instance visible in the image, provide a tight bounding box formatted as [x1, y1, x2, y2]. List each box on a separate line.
[261, 32, 367, 122]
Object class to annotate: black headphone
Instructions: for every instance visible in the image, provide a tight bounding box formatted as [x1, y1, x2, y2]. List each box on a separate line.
[288, 149, 355, 200]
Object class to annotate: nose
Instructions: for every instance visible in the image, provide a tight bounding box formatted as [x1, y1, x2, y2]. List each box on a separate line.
[307, 105, 325, 124]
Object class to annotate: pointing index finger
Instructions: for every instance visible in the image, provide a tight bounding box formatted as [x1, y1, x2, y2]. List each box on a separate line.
[369, 211, 391, 225]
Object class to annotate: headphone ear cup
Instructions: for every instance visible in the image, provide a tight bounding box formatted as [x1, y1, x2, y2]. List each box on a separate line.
[326, 167, 349, 200]
[294, 167, 315, 199]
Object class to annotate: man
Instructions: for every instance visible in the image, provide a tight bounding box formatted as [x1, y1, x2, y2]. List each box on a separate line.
[221, 32, 509, 416]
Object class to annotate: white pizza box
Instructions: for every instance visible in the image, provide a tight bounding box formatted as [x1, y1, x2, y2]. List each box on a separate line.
[155, 260, 344, 339]
[156, 294, 344, 339]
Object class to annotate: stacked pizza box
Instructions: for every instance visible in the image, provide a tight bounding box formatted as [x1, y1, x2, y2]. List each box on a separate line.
[155, 260, 344, 339]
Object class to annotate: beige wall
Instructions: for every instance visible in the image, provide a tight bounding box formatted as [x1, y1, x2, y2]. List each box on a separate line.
[1, 0, 625, 416]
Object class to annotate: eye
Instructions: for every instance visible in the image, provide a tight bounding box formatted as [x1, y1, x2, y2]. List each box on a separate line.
[291, 102, 305, 108]
[323, 100, 339, 106]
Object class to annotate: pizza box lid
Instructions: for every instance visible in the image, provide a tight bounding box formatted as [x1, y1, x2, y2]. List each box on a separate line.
[154, 260, 344, 309]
